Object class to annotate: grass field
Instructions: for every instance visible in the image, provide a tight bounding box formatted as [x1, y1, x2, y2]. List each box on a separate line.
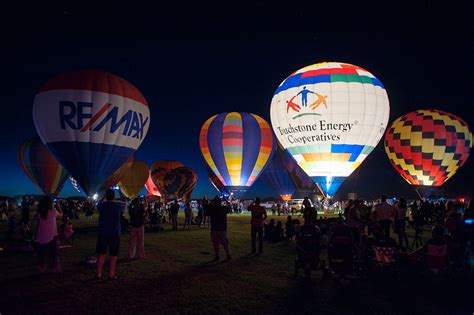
[0, 213, 473, 314]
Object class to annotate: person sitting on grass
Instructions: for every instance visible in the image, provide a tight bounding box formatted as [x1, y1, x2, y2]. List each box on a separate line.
[59, 215, 74, 245]
[263, 219, 275, 241]
[271, 221, 284, 242]
[96, 189, 126, 280]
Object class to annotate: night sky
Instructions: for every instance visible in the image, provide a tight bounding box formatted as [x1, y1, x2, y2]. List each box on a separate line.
[3, 2, 473, 199]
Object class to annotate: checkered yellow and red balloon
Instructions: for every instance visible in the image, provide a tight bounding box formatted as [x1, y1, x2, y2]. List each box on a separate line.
[384, 110, 472, 187]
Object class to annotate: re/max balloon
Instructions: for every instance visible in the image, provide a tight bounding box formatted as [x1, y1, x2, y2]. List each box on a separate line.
[32, 70, 150, 196]
[150, 160, 184, 196]
[18, 137, 69, 197]
[199, 112, 274, 196]
[384, 109, 472, 193]
[119, 160, 149, 200]
[162, 167, 197, 201]
[270, 62, 390, 197]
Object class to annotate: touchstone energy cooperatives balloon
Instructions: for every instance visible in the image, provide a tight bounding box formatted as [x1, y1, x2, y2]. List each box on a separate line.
[32, 70, 150, 196]
[18, 137, 69, 197]
[270, 62, 390, 197]
[384, 109, 472, 195]
[199, 112, 275, 196]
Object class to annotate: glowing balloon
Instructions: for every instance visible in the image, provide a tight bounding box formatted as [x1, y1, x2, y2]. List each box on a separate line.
[205, 164, 229, 195]
[99, 156, 133, 191]
[145, 173, 162, 197]
[384, 110, 472, 192]
[260, 145, 296, 201]
[162, 167, 197, 201]
[199, 112, 274, 195]
[18, 137, 69, 196]
[32, 70, 150, 196]
[270, 62, 390, 197]
[119, 160, 149, 199]
[150, 160, 184, 196]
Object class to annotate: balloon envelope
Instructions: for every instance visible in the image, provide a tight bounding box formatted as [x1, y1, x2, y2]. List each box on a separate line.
[99, 156, 133, 191]
[260, 146, 296, 200]
[32, 70, 150, 196]
[145, 173, 162, 196]
[199, 112, 274, 195]
[270, 62, 390, 197]
[205, 164, 229, 195]
[162, 167, 197, 201]
[150, 160, 184, 196]
[18, 137, 69, 196]
[119, 160, 149, 199]
[384, 109, 472, 189]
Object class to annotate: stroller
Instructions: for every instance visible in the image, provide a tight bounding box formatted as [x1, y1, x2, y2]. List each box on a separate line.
[327, 224, 354, 282]
[294, 223, 322, 278]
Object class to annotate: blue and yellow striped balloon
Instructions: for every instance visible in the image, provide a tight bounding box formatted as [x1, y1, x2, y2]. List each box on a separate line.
[199, 112, 275, 195]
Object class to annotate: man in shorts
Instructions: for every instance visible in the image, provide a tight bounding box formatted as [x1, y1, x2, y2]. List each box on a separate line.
[96, 189, 126, 280]
[208, 197, 231, 261]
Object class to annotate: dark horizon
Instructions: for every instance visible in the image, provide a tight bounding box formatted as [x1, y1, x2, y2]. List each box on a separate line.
[3, 3, 473, 200]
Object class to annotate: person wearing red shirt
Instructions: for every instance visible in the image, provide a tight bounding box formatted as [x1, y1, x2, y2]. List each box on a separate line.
[248, 197, 267, 254]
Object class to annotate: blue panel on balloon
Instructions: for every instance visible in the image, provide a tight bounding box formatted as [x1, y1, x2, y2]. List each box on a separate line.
[47, 141, 135, 196]
[311, 176, 345, 197]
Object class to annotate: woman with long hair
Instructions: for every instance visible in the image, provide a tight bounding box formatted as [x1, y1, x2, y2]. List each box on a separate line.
[36, 196, 62, 273]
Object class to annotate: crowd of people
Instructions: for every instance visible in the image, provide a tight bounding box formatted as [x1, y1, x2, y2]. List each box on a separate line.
[1, 192, 473, 281]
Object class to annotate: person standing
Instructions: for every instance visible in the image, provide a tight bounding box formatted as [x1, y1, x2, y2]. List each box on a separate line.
[21, 196, 30, 225]
[183, 202, 193, 230]
[170, 200, 179, 230]
[248, 197, 267, 254]
[394, 198, 409, 248]
[373, 195, 394, 238]
[36, 197, 62, 273]
[129, 198, 146, 259]
[96, 189, 126, 280]
[208, 197, 231, 261]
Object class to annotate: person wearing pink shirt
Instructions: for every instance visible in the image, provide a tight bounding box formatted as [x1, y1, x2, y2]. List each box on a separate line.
[36, 197, 62, 273]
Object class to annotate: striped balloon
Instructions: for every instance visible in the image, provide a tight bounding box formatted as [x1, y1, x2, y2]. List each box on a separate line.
[18, 137, 69, 196]
[199, 112, 275, 195]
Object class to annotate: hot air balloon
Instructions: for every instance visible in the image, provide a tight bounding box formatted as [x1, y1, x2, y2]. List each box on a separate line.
[162, 167, 197, 201]
[384, 109, 472, 197]
[119, 160, 149, 199]
[260, 146, 296, 201]
[205, 164, 229, 195]
[99, 156, 133, 193]
[32, 70, 150, 196]
[18, 137, 69, 196]
[199, 112, 274, 196]
[150, 160, 184, 196]
[270, 62, 390, 197]
[145, 173, 162, 197]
